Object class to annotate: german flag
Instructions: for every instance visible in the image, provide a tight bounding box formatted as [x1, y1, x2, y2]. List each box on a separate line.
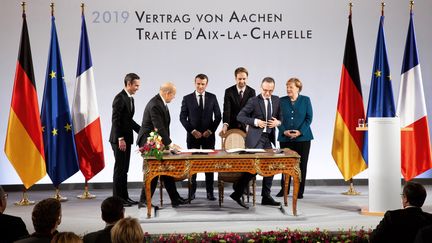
[331, 12, 367, 181]
[4, 8, 46, 189]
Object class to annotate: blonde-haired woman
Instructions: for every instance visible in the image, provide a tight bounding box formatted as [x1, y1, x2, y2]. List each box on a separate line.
[51, 232, 82, 243]
[277, 77, 313, 199]
[111, 217, 144, 243]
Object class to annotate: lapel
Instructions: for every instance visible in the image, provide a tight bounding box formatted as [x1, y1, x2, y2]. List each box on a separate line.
[258, 94, 266, 118]
[122, 90, 133, 114]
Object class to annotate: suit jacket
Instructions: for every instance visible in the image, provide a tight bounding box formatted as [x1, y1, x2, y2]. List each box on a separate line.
[223, 85, 255, 131]
[83, 225, 113, 243]
[109, 90, 140, 145]
[137, 94, 171, 147]
[414, 224, 432, 243]
[180, 91, 221, 147]
[370, 207, 432, 243]
[0, 213, 29, 243]
[278, 95, 314, 142]
[237, 94, 280, 148]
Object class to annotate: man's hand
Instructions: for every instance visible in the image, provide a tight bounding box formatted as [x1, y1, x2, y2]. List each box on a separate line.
[118, 139, 126, 151]
[267, 117, 280, 128]
[257, 119, 267, 128]
[169, 143, 183, 154]
[202, 130, 212, 138]
[222, 124, 228, 134]
[192, 130, 202, 139]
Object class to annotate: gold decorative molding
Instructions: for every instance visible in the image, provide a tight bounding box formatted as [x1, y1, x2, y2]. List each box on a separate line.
[214, 163, 233, 169]
[268, 163, 286, 170]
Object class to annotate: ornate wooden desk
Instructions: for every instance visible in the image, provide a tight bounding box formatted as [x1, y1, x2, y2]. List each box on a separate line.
[142, 148, 301, 218]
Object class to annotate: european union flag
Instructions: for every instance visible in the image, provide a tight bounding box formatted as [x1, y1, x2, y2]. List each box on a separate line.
[41, 16, 79, 187]
[362, 15, 396, 165]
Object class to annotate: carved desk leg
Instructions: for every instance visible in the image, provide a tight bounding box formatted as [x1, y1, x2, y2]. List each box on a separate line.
[292, 173, 300, 216]
[283, 173, 289, 207]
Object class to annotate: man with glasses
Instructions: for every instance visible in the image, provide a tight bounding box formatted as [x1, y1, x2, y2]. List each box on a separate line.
[0, 185, 29, 242]
[231, 77, 282, 209]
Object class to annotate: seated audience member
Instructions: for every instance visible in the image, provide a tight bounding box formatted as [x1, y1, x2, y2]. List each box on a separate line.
[15, 198, 62, 243]
[83, 196, 124, 243]
[50, 232, 82, 243]
[370, 181, 432, 243]
[110, 217, 144, 243]
[414, 225, 432, 243]
[0, 185, 29, 242]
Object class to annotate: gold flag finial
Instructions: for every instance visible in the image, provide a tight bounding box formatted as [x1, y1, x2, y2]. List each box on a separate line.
[21, 2, 26, 14]
[81, 3, 85, 15]
[410, 1, 414, 13]
[349, 2, 353, 17]
[381, 2, 385, 16]
[50, 2, 54, 16]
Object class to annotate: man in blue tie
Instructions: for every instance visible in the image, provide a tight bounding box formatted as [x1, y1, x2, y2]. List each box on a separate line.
[234, 77, 282, 209]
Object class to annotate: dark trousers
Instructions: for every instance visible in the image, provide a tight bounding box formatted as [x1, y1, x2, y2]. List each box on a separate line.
[279, 141, 311, 197]
[139, 176, 182, 203]
[111, 143, 131, 200]
[188, 139, 215, 195]
[234, 133, 274, 199]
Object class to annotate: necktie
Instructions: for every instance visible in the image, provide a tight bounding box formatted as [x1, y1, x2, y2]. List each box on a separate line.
[239, 90, 243, 101]
[266, 98, 272, 127]
[198, 94, 203, 111]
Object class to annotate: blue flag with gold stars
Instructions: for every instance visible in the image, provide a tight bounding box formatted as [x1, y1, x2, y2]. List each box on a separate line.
[41, 16, 79, 187]
[362, 15, 396, 165]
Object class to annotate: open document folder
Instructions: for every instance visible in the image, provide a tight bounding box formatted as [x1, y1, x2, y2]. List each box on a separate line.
[179, 149, 215, 153]
[225, 148, 266, 153]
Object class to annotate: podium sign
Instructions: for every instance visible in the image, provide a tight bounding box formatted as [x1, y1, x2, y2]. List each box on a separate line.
[368, 117, 401, 213]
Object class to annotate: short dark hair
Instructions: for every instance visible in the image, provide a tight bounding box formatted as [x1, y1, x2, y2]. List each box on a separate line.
[261, 77, 275, 85]
[101, 196, 124, 224]
[32, 198, 61, 234]
[124, 73, 140, 86]
[403, 181, 427, 207]
[234, 67, 248, 77]
[195, 73, 208, 82]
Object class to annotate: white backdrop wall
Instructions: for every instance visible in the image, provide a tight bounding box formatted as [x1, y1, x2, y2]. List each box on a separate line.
[1, 0, 431, 185]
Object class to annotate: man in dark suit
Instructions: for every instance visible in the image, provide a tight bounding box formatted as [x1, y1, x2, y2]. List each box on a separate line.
[180, 74, 222, 201]
[83, 196, 124, 243]
[370, 181, 432, 243]
[222, 67, 256, 133]
[109, 73, 141, 207]
[232, 77, 282, 209]
[0, 186, 29, 243]
[136, 82, 187, 208]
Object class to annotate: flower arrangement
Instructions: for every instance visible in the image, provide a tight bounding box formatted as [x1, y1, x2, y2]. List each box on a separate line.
[139, 129, 166, 161]
[142, 228, 371, 242]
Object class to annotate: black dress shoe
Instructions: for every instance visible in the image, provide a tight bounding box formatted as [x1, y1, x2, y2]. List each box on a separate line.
[261, 196, 281, 206]
[138, 201, 159, 210]
[230, 193, 249, 209]
[207, 193, 216, 201]
[178, 197, 191, 204]
[123, 202, 132, 207]
[275, 190, 284, 197]
[126, 198, 139, 205]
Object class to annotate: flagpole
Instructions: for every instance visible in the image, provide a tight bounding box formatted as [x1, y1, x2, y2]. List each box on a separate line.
[15, 186, 35, 206]
[410, 1, 414, 13]
[381, 2, 385, 16]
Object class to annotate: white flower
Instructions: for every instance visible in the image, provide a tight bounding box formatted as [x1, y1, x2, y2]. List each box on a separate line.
[156, 144, 160, 149]
[150, 131, 155, 136]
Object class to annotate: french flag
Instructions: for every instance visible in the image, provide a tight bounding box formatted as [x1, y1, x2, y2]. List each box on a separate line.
[72, 12, 105, 181]
[396, 11, 432, 181]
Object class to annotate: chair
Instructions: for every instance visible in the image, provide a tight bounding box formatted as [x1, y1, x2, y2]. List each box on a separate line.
[218, 129, 256, 206]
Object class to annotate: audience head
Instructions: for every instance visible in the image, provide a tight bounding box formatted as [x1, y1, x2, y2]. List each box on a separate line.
[32, 198, 62, 235]
[111, 217, 144, 243]
[50, 232, 82, 243]
[234, 67, 248, 89]
[159, 82, 176, 103]
[124, 73, 140, 95]
[0, 185, 7, 213]
[101, 196, 125, 224]
[402, 181, 427, 208]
